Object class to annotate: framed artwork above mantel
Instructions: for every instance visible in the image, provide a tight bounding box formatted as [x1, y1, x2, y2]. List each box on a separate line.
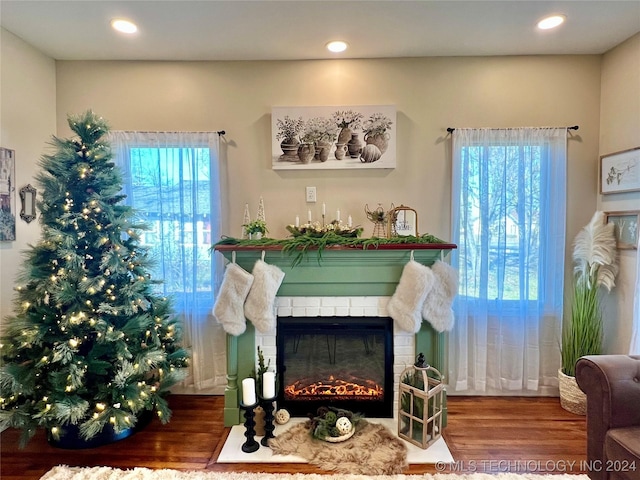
[599, 146, 640, 194]
[271, 105, 396, 170]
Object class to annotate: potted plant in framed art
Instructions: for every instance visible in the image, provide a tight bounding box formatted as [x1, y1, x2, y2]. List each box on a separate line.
[301, 117, 337, 163]
[332, 110, 364, 146]
[275, 116, 304, 158]
[363, 112, 393, 155]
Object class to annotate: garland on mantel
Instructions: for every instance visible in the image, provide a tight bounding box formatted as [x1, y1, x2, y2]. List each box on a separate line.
[213, 232, 448, 266]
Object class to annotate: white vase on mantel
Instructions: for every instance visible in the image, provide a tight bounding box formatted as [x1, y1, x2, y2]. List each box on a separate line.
[250, 232, 262, 240]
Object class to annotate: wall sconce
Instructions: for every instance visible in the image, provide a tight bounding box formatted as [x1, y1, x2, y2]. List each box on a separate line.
[19, 184, 37, 223]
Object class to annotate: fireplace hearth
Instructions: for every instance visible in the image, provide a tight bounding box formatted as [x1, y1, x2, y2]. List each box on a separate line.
[276, 316, 394, 418]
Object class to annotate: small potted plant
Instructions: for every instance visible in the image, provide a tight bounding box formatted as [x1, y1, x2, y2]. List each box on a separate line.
[362, 113, 393, 154]
[243, 219, 268, 240]
[276, 116, 304, 157]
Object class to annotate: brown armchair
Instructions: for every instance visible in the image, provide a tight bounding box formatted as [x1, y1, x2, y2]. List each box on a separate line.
[575, 355, 640, 480]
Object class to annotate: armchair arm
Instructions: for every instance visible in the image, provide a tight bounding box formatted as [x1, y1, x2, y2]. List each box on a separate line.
[575, 354, 640, 476]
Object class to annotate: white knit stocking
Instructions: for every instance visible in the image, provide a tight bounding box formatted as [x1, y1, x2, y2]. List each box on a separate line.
[421, 260, 458, 332]
[387, 260, 435, 333]
[245, 260, 285, 333]
[212, 262, 254, 336]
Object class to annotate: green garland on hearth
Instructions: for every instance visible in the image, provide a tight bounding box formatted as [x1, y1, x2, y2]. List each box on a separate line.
[212, 232, 448, 267]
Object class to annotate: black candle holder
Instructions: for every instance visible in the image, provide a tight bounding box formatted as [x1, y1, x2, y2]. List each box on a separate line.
[239, 401, 260, 453]
[259, 395, 277, 446]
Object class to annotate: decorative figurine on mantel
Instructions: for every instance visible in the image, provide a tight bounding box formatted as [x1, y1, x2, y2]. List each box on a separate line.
[242, 203, 251, 239]
[365, 203, 393, 238]
[242, 197, 268, 239]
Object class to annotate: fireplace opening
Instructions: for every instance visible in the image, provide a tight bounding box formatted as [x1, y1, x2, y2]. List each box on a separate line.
[276, 316, 394, 418]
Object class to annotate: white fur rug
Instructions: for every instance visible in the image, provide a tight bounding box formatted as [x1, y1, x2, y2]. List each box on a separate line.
[217, 418, 453, 465]
[40, 467, 591, 480]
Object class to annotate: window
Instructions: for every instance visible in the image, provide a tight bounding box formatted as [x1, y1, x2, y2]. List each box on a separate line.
[109, 131, 225, 391]
[109, 131, 221, 312]
[449, 128, 567, 394]
[127, 145, 213, 298]
[457, 144, 544, 302]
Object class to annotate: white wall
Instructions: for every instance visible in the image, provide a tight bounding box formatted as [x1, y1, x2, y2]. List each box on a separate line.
[597, 33, 640, 354]
[6, 31, 634, 353]
[0, 28, 56, 320]
[53, 56, 601, 257]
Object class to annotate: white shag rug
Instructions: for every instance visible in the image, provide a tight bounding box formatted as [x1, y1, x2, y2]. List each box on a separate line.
[40, 466, 591, 480]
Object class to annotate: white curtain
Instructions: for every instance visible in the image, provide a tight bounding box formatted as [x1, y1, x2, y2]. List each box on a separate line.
[631, 235, 640, 354]
[108, 131, 227, 392]
[448, 128, 567, 395]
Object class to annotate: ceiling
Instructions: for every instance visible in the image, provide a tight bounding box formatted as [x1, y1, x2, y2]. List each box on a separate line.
[1, 1, 639, 61]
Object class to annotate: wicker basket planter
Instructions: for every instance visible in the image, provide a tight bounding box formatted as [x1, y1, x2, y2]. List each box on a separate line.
[558, 368, 586, 415]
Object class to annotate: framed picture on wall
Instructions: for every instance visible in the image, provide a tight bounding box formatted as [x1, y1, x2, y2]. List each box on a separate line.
[271, 105, 396, 170]
[0, 147, 16, 241]
[605, 210, 639, 250]
[599, 147, 640, 194]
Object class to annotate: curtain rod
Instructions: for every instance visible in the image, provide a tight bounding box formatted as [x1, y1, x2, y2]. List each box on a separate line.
[115, 130, 226, 135]
[446, 126, 578, 134]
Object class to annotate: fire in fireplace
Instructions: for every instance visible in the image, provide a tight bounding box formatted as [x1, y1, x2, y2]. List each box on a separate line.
[276, 316, 394, 418]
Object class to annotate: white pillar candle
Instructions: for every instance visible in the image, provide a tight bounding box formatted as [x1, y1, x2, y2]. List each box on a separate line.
[295, 215, 299, 227]
[348, 215, 353, 227]
[336, 209, 341, 222]
[262, 371, 276, 399]
[322, 203, 326, 215]
[242, 377, 256, 405]
[308, 209, 312, 222]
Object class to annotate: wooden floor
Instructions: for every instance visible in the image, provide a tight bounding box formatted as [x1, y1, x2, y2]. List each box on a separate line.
[1, 395, 587, 479]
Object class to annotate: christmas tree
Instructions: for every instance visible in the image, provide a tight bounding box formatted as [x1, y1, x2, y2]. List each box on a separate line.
[0, 111, 189, 446]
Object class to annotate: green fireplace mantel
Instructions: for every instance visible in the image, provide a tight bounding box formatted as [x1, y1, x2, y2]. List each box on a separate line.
[215, 243, 456, 297]
[213, 243, 456, 426]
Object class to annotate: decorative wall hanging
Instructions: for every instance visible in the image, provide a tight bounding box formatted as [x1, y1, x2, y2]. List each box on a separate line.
[605, 210, 639, 250]
[599, 147, 640, 194]
[0, 147, 16, 241]
[19, 184, 37, 223]
[272, 105, 396, 170]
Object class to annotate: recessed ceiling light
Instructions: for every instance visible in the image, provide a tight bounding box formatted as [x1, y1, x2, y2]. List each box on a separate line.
[111, 19, 138, 34]
[537, 14, 566, 30]
[326, 41, 348, 53]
